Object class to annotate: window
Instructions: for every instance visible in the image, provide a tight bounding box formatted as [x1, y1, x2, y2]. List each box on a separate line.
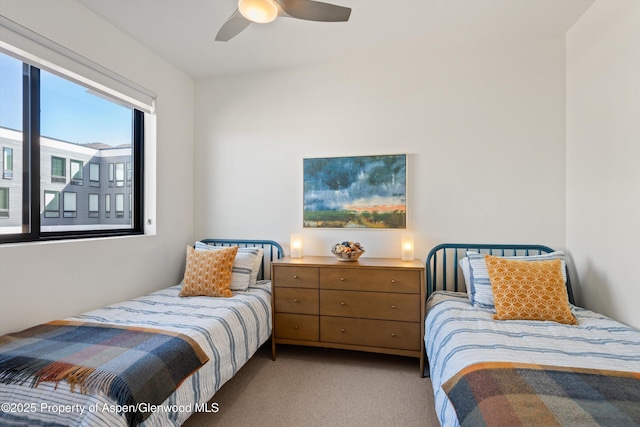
[89, 162, 100, 186]
[89, 193, 99, 218]
[44, 191, 59, 218]
[105, 193, 111, 218]
[3, 147, 12, 179]
[115, 193, 124, 218]
[0, 187, 8, 218]
[108, 163, 114, 187]
[51, 156, 66, 183]
[63, 192, 77, 218]
[115, 162, 125, 187]
[0, 45, 148, 243]
[70, 159, 83, 185]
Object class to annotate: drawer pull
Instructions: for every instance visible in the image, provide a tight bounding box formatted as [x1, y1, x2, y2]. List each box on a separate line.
[294, 325, 299, 329]
[293, 275, 299, 279]
[391, 279, 396, 284]
[391, 333, 396, 337]
[340, 302, 345, 306]
[391, 305, 396, 309]
[294, 299, 299, 303]
[340, 277, 345, 281]
[341, 329, 345, 333]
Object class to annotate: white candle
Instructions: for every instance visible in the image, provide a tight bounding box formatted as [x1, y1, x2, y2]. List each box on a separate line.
[401, 234, 414, 261]
[290, 234, 303, 258]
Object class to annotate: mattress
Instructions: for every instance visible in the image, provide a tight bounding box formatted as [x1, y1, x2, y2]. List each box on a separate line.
[0, 281, 272, 426]
[425, 291, 640, 427]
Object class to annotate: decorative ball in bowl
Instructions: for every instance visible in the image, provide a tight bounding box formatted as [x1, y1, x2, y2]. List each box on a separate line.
[331, 241, 365, 262]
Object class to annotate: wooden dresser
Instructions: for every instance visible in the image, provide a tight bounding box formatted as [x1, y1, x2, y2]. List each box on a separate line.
[271, 256, 425, 374]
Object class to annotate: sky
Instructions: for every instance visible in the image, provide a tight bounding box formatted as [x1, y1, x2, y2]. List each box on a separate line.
[0, 52, 132, 147]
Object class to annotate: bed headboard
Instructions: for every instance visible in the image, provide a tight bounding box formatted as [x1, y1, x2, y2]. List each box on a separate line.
[426, 243, 575, 305]
[198, 239, 284, 281]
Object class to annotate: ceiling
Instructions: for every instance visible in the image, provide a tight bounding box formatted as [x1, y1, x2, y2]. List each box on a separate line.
[77, 0, 595, 79]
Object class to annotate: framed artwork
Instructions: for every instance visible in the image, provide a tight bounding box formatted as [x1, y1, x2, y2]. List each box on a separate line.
[303, 154, 407, 229]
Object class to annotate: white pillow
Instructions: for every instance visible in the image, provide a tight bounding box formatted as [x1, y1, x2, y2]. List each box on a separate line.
[245, 248, 264, 286]
[195, 242, 264, 291]
[458, 254, 473, 302]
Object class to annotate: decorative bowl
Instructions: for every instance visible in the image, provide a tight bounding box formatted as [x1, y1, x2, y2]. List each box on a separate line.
[331, 241, 365, 262]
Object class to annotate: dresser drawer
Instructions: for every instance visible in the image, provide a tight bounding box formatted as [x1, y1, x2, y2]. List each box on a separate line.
[275, 288, 319, 315]
[273, 266, 319, 288]
[320, 317, 420, 351]
[320, 290, 419, 322]
[274, 313, 319, 341]
[319, 268, 420, 294]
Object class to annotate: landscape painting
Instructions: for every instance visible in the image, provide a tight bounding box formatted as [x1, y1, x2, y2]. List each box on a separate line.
[303, 154, 407, 229]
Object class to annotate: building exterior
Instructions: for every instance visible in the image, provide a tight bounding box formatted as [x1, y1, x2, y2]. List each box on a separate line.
[0, 127, 133, 233]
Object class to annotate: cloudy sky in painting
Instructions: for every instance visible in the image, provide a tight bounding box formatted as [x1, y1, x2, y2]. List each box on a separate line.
[303, 155, 406, 212]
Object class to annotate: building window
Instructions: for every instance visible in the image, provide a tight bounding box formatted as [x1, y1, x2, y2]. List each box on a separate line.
[70, 159, 83, 185]
[44, 190, 59, 218]
[126, 162, 132, 187]
[89, 193, 99, 218]
[0, 187, 8, 218]
[108, 163, 114, 187]
[51, 156, 66, 183]
[63, 192, 77, 218]
[115, 162, 124, 187]
[89, 162, 100, 187]
[2, 147, 13, 180]
[115, 193, 124, 218]
[0, 47, 148, 243]
[105, 193, 111, 218]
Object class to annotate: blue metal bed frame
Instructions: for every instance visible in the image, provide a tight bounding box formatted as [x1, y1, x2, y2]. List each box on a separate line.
[198, 239, 285, 281]
[422, 243, 576, 376]
[426, 243, 575, 305]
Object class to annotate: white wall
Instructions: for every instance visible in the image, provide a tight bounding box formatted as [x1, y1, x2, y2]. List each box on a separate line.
[0, 1, 585, 335]
[0, 0, 195, 335]
[566, 0, 640, 328]
[194, 35, 567, 262]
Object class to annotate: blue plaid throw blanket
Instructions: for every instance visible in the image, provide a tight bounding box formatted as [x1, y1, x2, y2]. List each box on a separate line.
[443, 362, 640, 427]
[0, 320, 209, 426]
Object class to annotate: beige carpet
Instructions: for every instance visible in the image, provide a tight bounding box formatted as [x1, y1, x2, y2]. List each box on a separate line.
[183, 343, 440, 427]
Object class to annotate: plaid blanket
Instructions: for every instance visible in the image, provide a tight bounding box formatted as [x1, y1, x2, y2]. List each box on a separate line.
[443, 362, 640, 427]
[0, 320, 209, 426]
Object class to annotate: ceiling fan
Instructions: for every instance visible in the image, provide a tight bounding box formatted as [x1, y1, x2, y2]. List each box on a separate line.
[216, 0, 351, 42]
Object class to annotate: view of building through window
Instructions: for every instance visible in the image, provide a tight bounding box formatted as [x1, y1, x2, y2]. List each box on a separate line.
[0, 52, 22, 230]
[0, 51, 138, 237]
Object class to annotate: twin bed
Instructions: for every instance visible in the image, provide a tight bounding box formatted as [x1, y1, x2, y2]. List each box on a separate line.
[0, 239, 283, 427]
[424, 243, 640, 427]
[3, 239, 640, 426]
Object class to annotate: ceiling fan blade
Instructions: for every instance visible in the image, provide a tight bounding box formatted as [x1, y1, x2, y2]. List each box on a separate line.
[215, 9, 252, 42]
[276, 0, 351, 22]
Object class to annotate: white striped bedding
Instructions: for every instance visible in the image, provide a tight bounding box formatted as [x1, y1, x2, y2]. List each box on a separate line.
[0, 281, 272, 426]
[425, 291, 640, 427]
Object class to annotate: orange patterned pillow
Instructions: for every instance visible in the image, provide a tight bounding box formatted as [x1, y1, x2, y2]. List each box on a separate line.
[179, 245, 238, 297]
[484, 255, 577, 325]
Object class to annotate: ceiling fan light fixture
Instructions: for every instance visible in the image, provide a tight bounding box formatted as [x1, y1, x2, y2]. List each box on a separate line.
[238, 0, 278, 24]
